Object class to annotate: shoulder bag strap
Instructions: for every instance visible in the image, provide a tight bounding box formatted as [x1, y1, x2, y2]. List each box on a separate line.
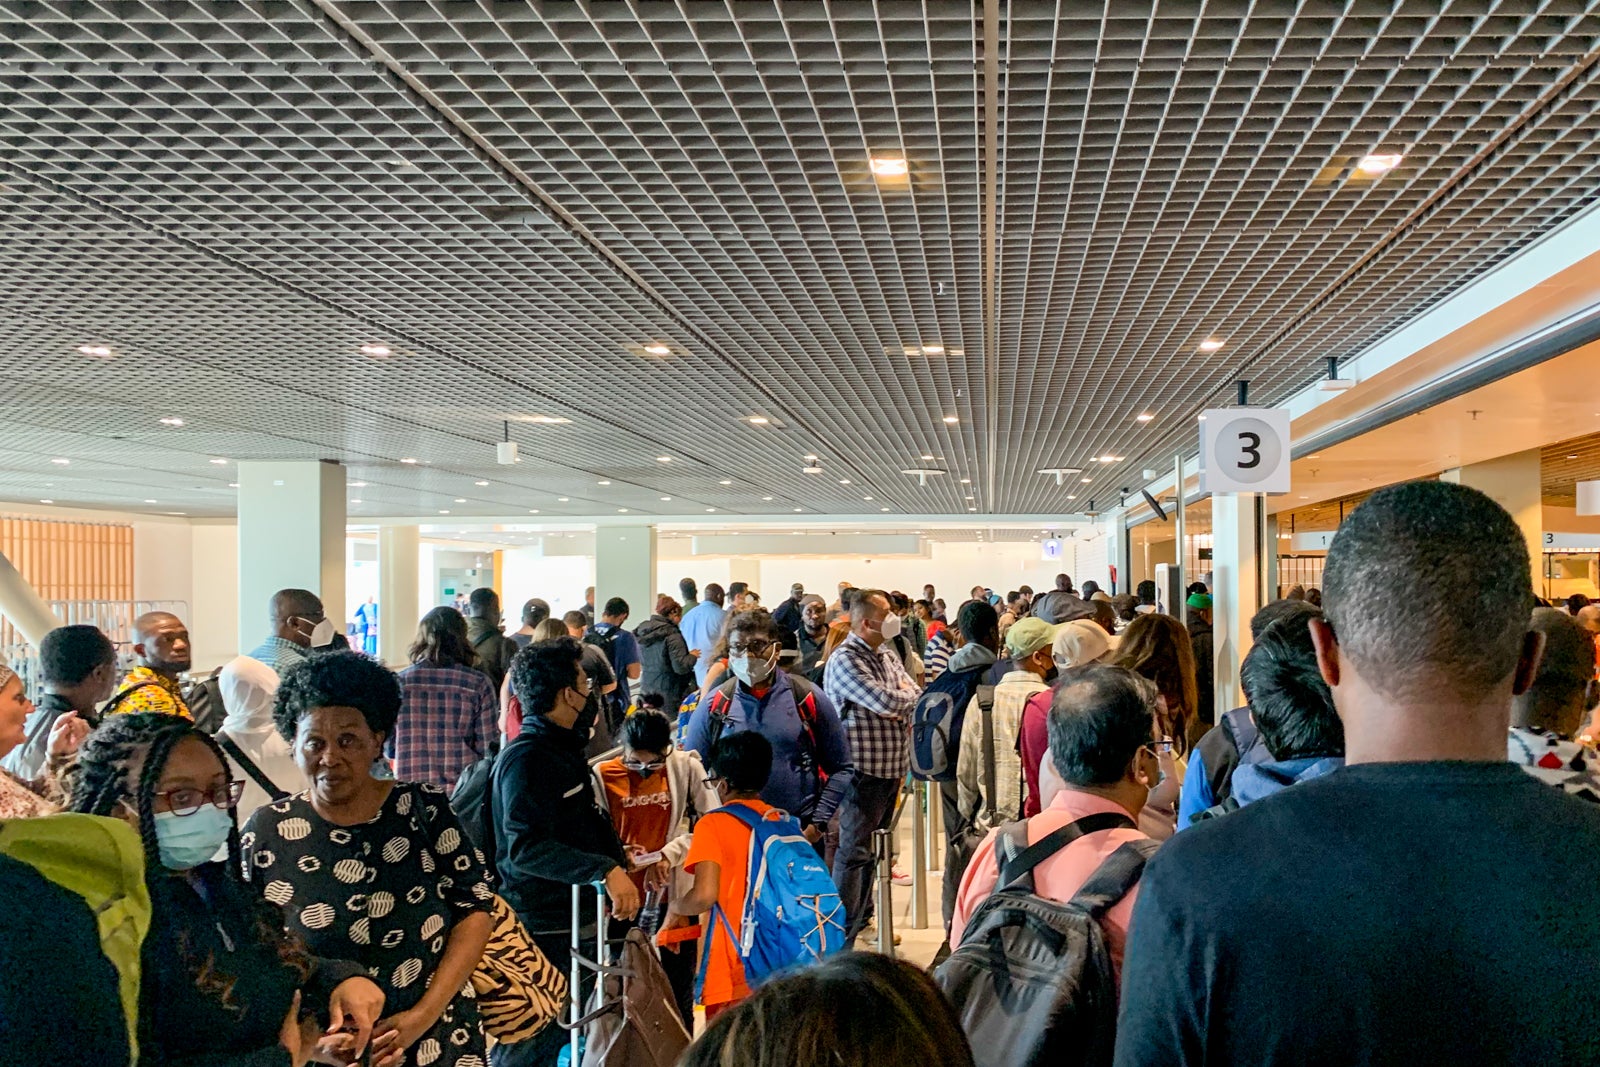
[1066, 838, 1160, 918]
[215, 733, 289, 802]
[995, 811, 1137, 891]
[101, 681, 161, 716]
[978, 687, 998, 825]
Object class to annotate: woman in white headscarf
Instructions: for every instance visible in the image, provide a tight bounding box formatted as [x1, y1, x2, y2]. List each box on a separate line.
[214, 655, 299, 821]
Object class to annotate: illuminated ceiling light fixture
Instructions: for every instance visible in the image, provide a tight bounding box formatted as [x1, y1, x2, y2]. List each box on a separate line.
[210, 458, 228, 465]
[159, 417, 184, 427]
[656, 455, 672, 463]
[557, 497, 570, 502]
[943, 415, 960, 424]
[400, 457, 418, 464]
[359, 343, 392, 358]
[804, 454, 819, 462]
[643, 343, 672, 356]
[746, 416, 770, 425]
[474, 480, 489, 486]
[660, 496, 672, 501]
[51, 458, 70, 465]
[719, 479, 733, 485]
[77, 343, 113, 357]
[1357, 153, 1404, 175]
[520, 415, 571, 424]
[870, 157, 908, 178]
[1136, 413, 1154, 422]
[1197, 339, 1225, 352]
[349, 481, 368, 487]
[597, 480, 611, 486]
[920, 344, 945, 356]
[803, 466, 824, 474]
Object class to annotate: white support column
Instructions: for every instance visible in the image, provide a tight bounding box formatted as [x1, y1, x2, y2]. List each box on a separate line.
[378, 525, 420, 668]
[596, 525, 658, 624]
[1211, 493, 1265, 715]
[1103, 510, 1128, 597]
[237, 460, 346, 650]
[0, 550, 62, 647]
[1441, 448, 1543, 590]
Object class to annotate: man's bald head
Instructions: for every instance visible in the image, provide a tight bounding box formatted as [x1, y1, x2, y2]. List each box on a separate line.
[270, 588, 325, 646]
[133, 611, 190, 675]
[1578, 604, 1600, 636]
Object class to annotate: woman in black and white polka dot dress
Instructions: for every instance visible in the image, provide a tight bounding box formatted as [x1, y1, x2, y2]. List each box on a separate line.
[243, 650, 495, 1067]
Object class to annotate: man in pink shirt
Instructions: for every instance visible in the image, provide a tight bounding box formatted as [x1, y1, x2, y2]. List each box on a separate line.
[951, 664, 1163, 981]
[1020, 619, 1116, 816]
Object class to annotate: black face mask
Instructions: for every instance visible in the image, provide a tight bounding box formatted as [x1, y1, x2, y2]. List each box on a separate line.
[572, 685, 600, 736]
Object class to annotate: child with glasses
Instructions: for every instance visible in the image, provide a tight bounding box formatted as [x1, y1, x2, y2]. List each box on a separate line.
[591, 704, 721, 1027]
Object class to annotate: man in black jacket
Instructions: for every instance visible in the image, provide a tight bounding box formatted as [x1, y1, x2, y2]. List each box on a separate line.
[466, 587, 518, 691]
[494, 637, 639, 1066]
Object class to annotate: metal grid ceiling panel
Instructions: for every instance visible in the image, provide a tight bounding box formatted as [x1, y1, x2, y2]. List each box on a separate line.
[0, 1, 1597, 521]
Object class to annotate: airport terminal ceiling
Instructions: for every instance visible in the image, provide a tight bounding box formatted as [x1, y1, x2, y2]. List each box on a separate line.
[3, 2, 1600, 522]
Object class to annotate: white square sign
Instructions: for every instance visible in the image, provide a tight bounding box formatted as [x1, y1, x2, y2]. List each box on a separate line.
[1200, 408, 1292, 495]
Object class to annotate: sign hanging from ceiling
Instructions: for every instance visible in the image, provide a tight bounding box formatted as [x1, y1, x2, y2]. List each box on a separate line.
[1041, 537, 1064, 561]
[1200, 407, 1292, 495]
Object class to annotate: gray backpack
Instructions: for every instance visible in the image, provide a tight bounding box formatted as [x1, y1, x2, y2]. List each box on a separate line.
[934, 813, 1157, 1067]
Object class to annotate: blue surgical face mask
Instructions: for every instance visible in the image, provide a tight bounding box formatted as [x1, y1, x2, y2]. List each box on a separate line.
[153, 806, 233, 870]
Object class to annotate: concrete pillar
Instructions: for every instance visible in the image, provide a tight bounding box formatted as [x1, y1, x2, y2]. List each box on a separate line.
[379, 525, 420, 668]
[1211, 493, 1266, 715]
[237, 460, 346, 651]
[0, 550, 62, 647]
[1441, 448, 1543, 587]
[596, 525, 658, 623]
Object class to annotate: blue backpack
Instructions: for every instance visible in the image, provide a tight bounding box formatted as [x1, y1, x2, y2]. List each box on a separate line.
[911, 663, 994, 782]
[697, 803, 845, 991]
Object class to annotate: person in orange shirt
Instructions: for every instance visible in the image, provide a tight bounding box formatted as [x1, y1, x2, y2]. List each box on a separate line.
[592, 705, 719, 1027]
[672, 730, 775, 1022]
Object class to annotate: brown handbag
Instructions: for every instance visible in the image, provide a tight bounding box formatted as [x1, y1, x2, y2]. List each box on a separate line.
[578, 927, 692, 1067]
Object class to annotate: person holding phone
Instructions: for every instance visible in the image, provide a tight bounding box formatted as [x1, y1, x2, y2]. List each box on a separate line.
[592, 705, 721, 1027]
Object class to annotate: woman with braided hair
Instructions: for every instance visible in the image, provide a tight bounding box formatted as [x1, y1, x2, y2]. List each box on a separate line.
[67, 712, 388, 1067]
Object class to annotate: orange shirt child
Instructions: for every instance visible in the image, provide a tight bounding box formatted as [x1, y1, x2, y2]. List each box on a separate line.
[681, 796, 772, 1011]
[596, 758, 674, 894]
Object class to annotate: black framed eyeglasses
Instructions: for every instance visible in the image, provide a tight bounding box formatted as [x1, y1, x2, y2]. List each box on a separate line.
[155, 780, 246, 817]
[727, 640, 774, 656]
[701, 775, 724, 790]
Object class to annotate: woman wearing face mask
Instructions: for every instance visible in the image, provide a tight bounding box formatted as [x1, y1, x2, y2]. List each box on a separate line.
[591, 706, 720, 1027]
[67, 712, 387, 1067]
[684, 610, 853, 851]
[242, 652, 495, 1067]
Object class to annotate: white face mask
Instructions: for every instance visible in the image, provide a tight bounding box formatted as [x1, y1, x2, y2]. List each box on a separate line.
[308, 617, 337, 648]
[879, 613, 903, 641]
[729, 649, 776, 687]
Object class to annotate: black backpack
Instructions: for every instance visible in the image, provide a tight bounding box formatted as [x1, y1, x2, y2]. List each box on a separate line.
[934, 812, 1157, 1067]
[451, 750, 500, 874]
[182, 671, 227, 735]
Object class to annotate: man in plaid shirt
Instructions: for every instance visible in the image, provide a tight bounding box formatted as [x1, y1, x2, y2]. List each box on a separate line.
[824, 587, 921, 944]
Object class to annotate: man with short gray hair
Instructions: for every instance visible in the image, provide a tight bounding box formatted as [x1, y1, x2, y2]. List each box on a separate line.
[1117, 480, 1600, 1066]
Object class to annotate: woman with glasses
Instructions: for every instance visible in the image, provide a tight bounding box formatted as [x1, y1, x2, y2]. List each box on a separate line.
[242, 652, 494, 1067]
[67, 712, 387, 1067]
[590, 705, 720, 1026]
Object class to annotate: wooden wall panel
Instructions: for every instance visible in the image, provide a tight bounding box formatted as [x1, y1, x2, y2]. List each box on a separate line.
[0, 514, 133, 603]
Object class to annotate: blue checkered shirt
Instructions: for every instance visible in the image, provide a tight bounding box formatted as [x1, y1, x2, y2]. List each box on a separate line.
[246, 636, 308, 676]
[394, 663, 500, 790]
[824, 633, 921, 780]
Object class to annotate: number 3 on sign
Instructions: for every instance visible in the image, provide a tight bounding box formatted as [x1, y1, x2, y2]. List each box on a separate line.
[1200, 408, 1292, 494]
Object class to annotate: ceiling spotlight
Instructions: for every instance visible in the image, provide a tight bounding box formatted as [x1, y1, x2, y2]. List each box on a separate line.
[643, 343, 672, 356]
[920, 454, 934, 460]
[51, 458, 69, 465]
[519, 415, 571, 424]
[719, 479, 733, 485]
[943, 415, 960, 424]
[1357, 153, 1404, 175]
[804, 454, 819, 462]
[557, 496, 569, 502]
[1197, 339, 1225, 352]
[159, 417, 184, 427]
[598, 480, 611, 485]
[705, 507, 717, 513]
[209, 458, 228, 465]
[454, 498, 466, 503]
[839, 479, 851, 485]
[439, 509, 450, 514]
[660, 496, 672, 501]
[400, 457, 418, 464]
[793, 507, 803, 512]
[529, 509, 540, 514]
[77, 344, 113, 358]
[1082, 477, 1093, 483]
[959, 478, 971, 484]
[863, 496, 873, 501]
[803, 466, 824, 474]
[1099, 455, 1124, 463]
[870, 157, 909, 177]
[359, 343, 392, 358]
[350, 481, 368, 487]
[1136, 413, 1154, 422]
[762, 496, 774, 501]
[656, 455, 672, 463]
[39, 499, 53, 504]
[618, 508, 630, 513]
[474, 480, 489, 486]
[144, 498, 157, 504]
[228, 482, 239, 488]
[350, 498, 362, 504]
[746, 416, 770, 425]
[920, 344, 945, 356]
[968, 507, 977, 512]
[880, 507, 890, 512]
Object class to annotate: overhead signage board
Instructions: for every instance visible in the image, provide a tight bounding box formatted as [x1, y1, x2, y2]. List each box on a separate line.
[1041, 537, 1063, 561]
[1200, 408, 1292, 495]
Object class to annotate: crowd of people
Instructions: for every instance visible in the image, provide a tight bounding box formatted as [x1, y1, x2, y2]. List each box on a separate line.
[4, 480, 1600, 1065]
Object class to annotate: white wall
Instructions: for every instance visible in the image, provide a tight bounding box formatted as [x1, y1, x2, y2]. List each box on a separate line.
[500, 546, 594, 619]
[189, 523, 238, 671]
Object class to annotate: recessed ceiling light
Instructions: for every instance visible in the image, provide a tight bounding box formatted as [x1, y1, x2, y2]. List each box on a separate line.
[762, 496, 773, 501]
[144, 498, 157, 504]
[1067, 495, 1077, 500]
[803, 466, 824, 474]
[870, 157, 908, 177]
[39, 499, 53, 504]
[400, 457, 418, 464]
[1081, 477, 1093, 483]
[643, 343, 672, 356]
[359, 343, 392, 358]
[558, 497, 569, 502]
[746, 416, 770, 425]
[804, 454, 818, 462]
[863, 496, 873, 501]
[1099, 455, 1123, 463]
[349, 481, 368, 488]
[228, 482, 239, 488]
[1197, 339, 1224, 352]
[519, 415, 571, 425]
[920, 344, 945, 356]
[705, 508, 717, 513]
[660, 496, 672, 501]
[529, 509, 540, 514]
[839, 479, 851, 485]
[943, 415, 959, 424]
[920, 454, 935, 460]
[1357, 153, 1403, 174]
[159, 417, 184, 427]
[77, 344, 112, 358]
[793, 507, 803, 512]
[439, 509, 450, 514]
[474, 480, 489, 486]
[454, 498, 466, 503]
[1136, 413, 1154, 422]
[50, 457, 69, 465]
[968, 507, 977, 512]
[598, 480, 611, 486]
[350, 498, 362, 504]
[959, 478, 971, 484]
[656, 456, 672, 463]
[966, 495, 975, 501]
[618, 508, 630, 513]
[880, 507, 890, 512]
[718, 479, 733, 486]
